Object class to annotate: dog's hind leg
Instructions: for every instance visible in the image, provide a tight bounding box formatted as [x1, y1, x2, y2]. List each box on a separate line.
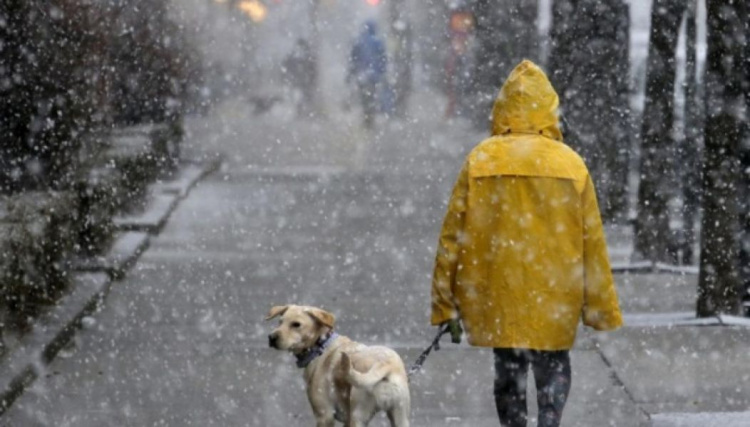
[387, 406, 410, 427]
[379, 376, 410, 426]
[386, 384, 410, 427]
[346, 389, 377, 427]
[346, 407, 375, 427]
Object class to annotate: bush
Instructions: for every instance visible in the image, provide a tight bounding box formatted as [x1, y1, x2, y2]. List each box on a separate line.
[0, 0, 198, 335]
[0, 0, 106, 192]
[105, 0, 198, 128]
[73, 169, 118, 256]
[0, 192, 77, 329]
[0, 0, 197, 192]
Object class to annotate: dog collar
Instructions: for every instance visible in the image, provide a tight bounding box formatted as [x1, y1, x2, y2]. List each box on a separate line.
[296, 332, 339, 369]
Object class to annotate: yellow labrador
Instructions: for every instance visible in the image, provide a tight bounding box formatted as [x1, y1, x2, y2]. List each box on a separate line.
[266, 304, 410, 427]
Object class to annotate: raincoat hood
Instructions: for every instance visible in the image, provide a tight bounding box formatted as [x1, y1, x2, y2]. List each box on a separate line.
[491, 60, 563, 141]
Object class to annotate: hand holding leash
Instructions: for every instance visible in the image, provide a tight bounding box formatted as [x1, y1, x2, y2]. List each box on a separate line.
[445, 318, 463, 344]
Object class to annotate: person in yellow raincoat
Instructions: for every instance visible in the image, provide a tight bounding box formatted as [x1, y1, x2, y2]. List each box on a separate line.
[431, 60, 622, 427]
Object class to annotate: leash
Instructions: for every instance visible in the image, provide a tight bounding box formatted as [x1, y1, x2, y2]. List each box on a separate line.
[407, 324, 450, 378]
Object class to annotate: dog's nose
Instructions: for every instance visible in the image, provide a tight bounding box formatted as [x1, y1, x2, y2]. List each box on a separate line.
[268, 333, 278, 348]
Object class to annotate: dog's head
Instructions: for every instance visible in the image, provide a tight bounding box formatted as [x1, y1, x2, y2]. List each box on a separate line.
[266, 305, 336, 353]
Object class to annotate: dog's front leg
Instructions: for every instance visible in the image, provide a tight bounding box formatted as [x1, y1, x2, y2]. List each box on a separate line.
[308, 384, 337, 427]
[345, 418, 366, 427]
[315, 416, 335, 427]
[310, 398, 337, 427]
[311, 405, 336, 427]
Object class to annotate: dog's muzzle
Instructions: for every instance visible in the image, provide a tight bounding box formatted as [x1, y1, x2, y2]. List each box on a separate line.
[268, 333, 279, 349]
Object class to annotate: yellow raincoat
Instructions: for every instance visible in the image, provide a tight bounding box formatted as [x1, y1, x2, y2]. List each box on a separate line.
[431, 60, 622, 350]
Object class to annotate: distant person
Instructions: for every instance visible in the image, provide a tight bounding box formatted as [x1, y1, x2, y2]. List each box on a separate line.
[430, 60, 622, 427]
[347, 20, 387, 129]
[283, 39, 316, 116]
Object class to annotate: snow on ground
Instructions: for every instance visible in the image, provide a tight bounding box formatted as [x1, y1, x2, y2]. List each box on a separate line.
[651, 411, 750, 427]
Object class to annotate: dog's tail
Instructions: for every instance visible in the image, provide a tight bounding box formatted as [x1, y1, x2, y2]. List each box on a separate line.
[342, 352, 391, 391]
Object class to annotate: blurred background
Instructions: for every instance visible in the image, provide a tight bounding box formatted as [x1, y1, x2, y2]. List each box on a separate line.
[1, 0, 749, 425]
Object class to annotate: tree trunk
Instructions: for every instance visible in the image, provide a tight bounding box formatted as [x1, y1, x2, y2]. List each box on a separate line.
[633, 0, 686, 262]
[547, 0, 576, 97]
[679, 0, 703, 265]
[696, 0, 745, 317]
[548, 0, 631, 223]
[743, 0, 750, 314]
[470, 0, 539, 129]
[599, 0, 631, 223]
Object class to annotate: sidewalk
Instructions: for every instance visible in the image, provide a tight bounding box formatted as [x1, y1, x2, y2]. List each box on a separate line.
[1, 91, 749, 426]
[599, 270, 750, 427]
[599, 223, 750, 426]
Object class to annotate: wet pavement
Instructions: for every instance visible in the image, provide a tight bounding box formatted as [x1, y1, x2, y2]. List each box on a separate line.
[2, 95, 748, 426]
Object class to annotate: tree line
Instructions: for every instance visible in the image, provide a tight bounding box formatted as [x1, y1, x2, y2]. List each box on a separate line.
[0, 0, 202, 193]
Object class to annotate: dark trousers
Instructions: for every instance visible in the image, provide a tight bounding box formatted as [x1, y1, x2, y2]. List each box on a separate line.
[493, 348, 571, 427]
[357, 81, 378, 129]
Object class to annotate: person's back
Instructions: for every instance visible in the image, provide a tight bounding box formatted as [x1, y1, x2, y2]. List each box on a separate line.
[348, 21, 387, 128]
[431, 60, 622, 427]
[284, 40, 311, 87]
[459, 135, 593, 348]
[349, 21, 386, 84]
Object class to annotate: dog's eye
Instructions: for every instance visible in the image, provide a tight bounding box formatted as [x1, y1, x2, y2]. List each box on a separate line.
[291, 322, 301, 328]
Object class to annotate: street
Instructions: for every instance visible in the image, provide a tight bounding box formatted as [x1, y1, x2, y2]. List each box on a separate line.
[1, 92, 645, 426]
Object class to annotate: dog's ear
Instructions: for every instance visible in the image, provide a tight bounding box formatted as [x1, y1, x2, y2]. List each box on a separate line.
[265, 305, 290, 321]
[306, 308, 335, 329]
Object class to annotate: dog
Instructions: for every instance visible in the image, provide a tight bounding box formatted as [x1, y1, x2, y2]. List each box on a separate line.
[266, 304, 410, 427]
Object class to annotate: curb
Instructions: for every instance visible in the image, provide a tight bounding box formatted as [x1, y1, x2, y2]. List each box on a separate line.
[651, 411, 750, 426]
[113, 194, 180, 233]
[0, 273, 110, 415]
[611, 261, 699, 275]
[595, 347, 651, 426]
[72, 231, 151, 279]
[152, 160, 220, 197]
[0, 159, 220, 416]
[113, 158, 221, 233]
[72, 158, 221, 279]
[622, 311, 750, 328]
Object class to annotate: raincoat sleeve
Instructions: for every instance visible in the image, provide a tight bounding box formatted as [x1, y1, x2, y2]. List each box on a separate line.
[581, 175, 623, 331]
[431, 161, 468, 325]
